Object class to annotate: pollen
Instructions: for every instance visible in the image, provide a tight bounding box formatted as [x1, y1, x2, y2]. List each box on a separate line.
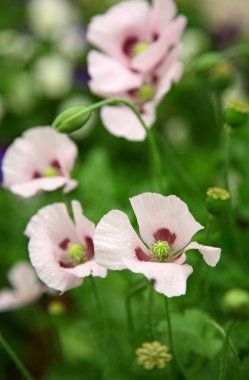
[206, 187, 230, 201]
[136, 341, 172, 370]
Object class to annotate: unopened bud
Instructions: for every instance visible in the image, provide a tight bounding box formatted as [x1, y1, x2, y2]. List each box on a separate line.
[224, 100, 249, 128]
[53, 105, 91, 133]
[224, 288, 249, 317]
[206, 187, 230, 215]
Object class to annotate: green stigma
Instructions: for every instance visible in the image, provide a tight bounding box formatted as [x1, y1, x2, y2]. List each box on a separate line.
[43, 167, 59, 177]
[67, 243, 87, 264]
[132, 42, 149, 56]
[152, 241, 170, 261]
[138, 84, 155, 103]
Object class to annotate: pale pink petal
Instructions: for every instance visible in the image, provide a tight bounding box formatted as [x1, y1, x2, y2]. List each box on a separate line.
[150, 0, 176, 33]
[23, 127, 78, 175]
[63, 179, 78, 193]
[154, 47, 183, 104]
[101, 104, 155, 141]
[2, 137, 40, 186]
[88, 51, 143, 96]
[0, 290, 26, 311]
[28, 230, 83, 292]
[123, 259, 193, 297]
[64, 260, 107, 278]
[131, 16, 186, 73]
[130, 193, 203, 251]
[184, 242, 221, 267]
[8, 262, 43, 294]
[10, 177, 68, 198]
[71, 200, 95, 242]
[25, 203, 78, 242]
[94, 210, 147, 270]
[87, 0, 150, 64]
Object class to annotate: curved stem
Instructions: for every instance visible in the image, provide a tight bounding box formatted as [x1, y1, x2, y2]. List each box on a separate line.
[0, 333, 34, 380]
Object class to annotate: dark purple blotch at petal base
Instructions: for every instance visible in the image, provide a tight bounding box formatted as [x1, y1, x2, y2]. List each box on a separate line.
[135, 247, 151, 262]
[153, 228, 176, 245]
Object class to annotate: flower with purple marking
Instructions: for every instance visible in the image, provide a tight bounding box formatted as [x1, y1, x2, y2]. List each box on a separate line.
[87, 0, 186, 141]
[94, 193, 221, 297]
[2, 127, 78, 197]
[25, 201, 107, 292]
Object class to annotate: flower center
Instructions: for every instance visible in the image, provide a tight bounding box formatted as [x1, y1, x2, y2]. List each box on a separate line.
[151, 241, 170, 262]
[67, 243, 87, 264]
[132, 42, 150, 56]
[43, 166, 60, 177]
[138, 83, 155, 103]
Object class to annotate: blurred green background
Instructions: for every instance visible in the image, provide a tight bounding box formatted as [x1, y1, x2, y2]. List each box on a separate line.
[1, 0, 249, 379]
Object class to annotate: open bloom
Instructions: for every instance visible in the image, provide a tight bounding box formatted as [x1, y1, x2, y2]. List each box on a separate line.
[25, 201, 107, 292]
[87, 0, 186, 141]
[94, 193, 221, 297]
[2, 127, 78, 197]
[0, 262, 43, 312]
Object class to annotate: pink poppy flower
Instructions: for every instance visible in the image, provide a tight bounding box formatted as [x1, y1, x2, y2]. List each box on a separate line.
[2, 127, 78, 198]
[87, 0, 186, 141]
[0, 262, 44, 312]
[25, 201, 107, 292]
[94, 193, 221, 297]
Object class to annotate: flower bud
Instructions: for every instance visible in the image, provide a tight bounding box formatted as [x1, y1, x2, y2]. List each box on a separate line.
[206, 187, 230, 215]
[223, 288, 249, 318]
[224, 100, 249, 128]
[53, 105, 92, 133]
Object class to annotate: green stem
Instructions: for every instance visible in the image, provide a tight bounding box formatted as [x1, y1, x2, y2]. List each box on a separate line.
[208, 320, 238, 364]
[164, 297, 173, 352]
[224, 125, 231, 192]
[147, 282, 155, 340]
[89, 276, 103, 319]
[219, 322, 235, 380]
[125, 281, 148, 344]
[0, 333, 34, 380]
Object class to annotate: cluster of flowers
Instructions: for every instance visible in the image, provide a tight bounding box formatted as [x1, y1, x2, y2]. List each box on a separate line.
[1, 0, 221, 317]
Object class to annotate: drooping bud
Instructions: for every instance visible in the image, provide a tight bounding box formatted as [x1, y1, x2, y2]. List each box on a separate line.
[132, 42, 149, 56]
[152, 241, 170, 261]
[53, 105, 92, 133]
[67, 243, 87, 264]
[138, 84, 155, 103]
[136, 341, 172, 370]
[223, 288, 249, 318]
[206, 187, 230, 215]
[224, 99, 249, 128]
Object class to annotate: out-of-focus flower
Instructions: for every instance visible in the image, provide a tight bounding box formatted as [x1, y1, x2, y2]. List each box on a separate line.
[0, 262, 43, 312]
[33, 54, 73, 98]
[0, 30, 36, 62]
[94, 193, 221, 297]
[136, 341, 172, 369]
[223, 288, 249, 317]
[87, 0, 186, 141]
[27, 0, 79, 40]
[56, 26, 86, 61]
[25, 201, 107, 292]
[2, 127, 78, 198]
[181, 28, 211, 65]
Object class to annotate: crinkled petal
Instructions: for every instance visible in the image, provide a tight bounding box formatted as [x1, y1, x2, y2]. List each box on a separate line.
[94, 210, 147, 270]
[71, 200, 95, 242]
[87, 0, 150, 64]
[10, 177, 68, 198]
[150, 0, 176, 33]
[64, 260, 107, 278]
[8, 262, 43, 293]
[25, 202, 78, 242]
[101, 104, 155, 141]
[123, 259, 193, 297]
[28, 230, 83, 292]
[184, 242, 221, 267]
[131, 16, 186, 73]
[130, 193, 203, 251]
[88, 51, 143, 96]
